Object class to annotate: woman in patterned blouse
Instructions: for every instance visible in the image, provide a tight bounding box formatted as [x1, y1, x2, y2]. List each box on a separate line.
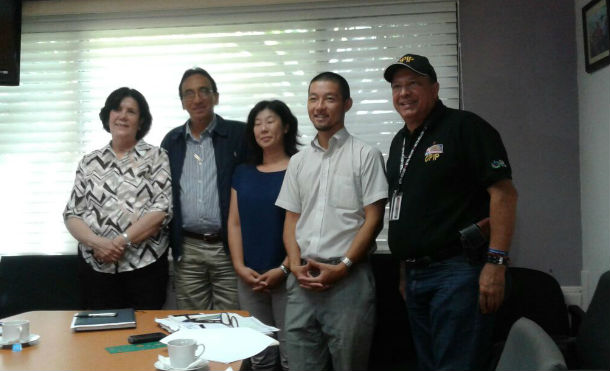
[64, 87, 173, 309]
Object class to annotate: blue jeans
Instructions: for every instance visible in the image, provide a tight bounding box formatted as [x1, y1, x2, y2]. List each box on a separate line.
[405, 255, 494, 371]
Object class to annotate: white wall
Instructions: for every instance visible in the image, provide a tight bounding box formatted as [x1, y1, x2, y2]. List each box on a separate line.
[576, 0, 610, 308]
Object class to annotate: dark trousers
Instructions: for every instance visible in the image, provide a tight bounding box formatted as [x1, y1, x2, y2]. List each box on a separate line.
[405, 255, 494, 371]
[78, 251, 169, 310]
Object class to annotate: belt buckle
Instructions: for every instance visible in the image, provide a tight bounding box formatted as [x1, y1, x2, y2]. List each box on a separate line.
[202, 233, 219, 243]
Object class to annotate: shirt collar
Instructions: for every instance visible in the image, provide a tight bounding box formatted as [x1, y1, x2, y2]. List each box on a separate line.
[311, 127, 350, 152]
[104, 139, 147, 159]
[185, 114, 217, 141]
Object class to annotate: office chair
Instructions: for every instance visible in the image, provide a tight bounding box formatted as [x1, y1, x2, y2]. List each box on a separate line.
[0, 255, 82, 318]
[495, 317, 567, 371]
[488, 267, 571, 369]
[565, 270, 610, 369]
[493, 267, 571, 340]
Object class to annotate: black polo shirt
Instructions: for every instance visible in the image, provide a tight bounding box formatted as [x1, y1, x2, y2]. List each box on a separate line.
[386, 100, 512, 259]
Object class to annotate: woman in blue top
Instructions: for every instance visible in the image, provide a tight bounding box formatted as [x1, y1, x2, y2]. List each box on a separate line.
[228, 100, 299, 371]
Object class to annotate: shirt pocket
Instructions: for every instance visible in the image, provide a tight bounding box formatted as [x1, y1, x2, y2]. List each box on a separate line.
[329, 174, 360, 210]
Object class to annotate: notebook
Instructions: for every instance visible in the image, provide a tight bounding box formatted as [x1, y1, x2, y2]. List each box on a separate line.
[70, 308, 136, 332]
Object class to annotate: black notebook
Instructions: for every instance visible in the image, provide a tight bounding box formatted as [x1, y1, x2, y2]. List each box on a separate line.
[70, 308, 136, 332]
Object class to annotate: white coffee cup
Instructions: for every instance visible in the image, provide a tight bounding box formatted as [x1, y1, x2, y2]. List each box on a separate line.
[167, 338, 205, 369]
[2, 320, 30, 344]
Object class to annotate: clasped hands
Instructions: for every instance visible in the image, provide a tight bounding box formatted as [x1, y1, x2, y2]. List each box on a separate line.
[93, 235, 127, 264]
[292, 259, 348, 292]
[237, 266, 287, 293]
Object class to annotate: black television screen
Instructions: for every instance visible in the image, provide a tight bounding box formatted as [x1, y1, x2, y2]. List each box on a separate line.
[0, 0, 22, 86]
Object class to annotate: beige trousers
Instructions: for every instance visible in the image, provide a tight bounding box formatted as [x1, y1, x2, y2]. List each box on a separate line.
[174, 236, 239, 310]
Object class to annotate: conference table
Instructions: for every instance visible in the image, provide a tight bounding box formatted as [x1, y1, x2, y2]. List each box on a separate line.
[0, 310, 247, 371]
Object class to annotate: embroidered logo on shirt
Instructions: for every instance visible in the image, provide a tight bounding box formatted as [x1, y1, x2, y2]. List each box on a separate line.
[491, 160, 507, 169]
[424, 144, 443, 162]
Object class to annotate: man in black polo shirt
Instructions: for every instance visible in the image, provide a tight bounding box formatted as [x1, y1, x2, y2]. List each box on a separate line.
[384, 54, 518, 370]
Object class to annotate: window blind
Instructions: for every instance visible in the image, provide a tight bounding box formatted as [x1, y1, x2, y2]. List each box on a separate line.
[0, 0, 458, 255]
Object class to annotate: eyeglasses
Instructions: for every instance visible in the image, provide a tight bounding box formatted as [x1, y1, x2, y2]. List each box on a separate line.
[182, 87, 215, 102]
[184, 312, 239, 328]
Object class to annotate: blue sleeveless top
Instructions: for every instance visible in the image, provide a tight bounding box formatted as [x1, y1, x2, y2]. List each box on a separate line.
[231, 164, 286, 271]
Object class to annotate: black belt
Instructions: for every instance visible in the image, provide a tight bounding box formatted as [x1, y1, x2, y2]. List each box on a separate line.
[300, 257, 342, 265]
[404, 242, 462, 269]
[183, 230, 222, 244]
[300, 256, 368, 266]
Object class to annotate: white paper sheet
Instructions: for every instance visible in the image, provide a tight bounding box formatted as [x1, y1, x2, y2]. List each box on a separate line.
[160, 327, 279, 364]
[155, 312, 279, 334]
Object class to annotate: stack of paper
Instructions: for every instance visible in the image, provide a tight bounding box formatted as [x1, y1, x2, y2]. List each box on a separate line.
[154, 312, 279, 334]
[160, 328, 279, 364]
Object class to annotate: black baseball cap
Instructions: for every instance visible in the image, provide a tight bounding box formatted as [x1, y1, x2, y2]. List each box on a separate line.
[383, 53, 437, 83]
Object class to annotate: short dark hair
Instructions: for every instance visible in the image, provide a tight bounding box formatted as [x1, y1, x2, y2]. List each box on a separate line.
[246, 100, 300, 165]
[99, 87, 152, 140]
[309, 71, 351, 101]
[178, 67, 217, 99]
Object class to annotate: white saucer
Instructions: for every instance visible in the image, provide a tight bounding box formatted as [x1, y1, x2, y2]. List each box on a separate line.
[0, 333, 40, 347]
[154, 359, 209, 371]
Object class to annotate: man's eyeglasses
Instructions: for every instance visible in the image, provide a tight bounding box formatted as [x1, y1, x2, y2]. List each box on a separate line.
[184, 312, 239, 328]
[182, 87, 215, 102]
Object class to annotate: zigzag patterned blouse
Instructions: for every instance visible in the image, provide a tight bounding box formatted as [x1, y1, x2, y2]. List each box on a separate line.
[64, 140, 173, 273]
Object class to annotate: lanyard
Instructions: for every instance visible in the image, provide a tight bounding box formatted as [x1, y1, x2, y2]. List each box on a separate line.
[397, 124, 427, 186]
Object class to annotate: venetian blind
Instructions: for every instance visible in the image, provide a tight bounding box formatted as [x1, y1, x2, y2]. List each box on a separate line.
[0, 0, 458, 255]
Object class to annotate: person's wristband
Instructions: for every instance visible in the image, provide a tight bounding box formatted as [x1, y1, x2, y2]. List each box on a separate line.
[279, 264, 290, 276]
[488, 247, 508, 256]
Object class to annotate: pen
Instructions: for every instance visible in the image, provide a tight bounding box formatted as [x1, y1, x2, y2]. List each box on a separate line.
[75, 312, 118, 318]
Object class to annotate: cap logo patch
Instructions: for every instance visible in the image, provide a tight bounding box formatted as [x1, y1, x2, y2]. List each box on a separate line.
[400, 55, 415, 63]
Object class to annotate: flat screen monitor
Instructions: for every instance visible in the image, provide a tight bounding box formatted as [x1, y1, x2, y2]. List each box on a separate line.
[0, 0, 22, 86]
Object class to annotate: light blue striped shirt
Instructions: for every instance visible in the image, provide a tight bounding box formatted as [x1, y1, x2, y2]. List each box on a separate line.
[180, 116, 221, 233]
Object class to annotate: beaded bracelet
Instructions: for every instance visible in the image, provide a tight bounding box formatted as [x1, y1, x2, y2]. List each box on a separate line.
[488, 247, 508, 256]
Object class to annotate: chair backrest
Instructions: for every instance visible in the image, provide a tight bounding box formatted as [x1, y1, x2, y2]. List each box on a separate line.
[493, 267, 570, 342]
[496, 317, 567, 371]
[0, 255, 82, 318]
[575, 270, 610, 369]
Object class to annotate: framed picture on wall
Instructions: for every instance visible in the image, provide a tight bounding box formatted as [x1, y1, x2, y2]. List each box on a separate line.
[583, 0, 610, 73]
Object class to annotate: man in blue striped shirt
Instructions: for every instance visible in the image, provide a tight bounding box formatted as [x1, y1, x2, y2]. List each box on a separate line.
[161, 67, 246, 310]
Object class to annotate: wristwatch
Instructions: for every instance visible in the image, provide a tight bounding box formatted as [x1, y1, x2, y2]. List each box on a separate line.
[486, 253, 510, 266]
[341, 256, 353, 269]
[121, 232, 133, 248]
[279, 264, 290, 276]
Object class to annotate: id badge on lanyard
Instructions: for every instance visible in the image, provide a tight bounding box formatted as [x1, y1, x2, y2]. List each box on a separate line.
[390, 125, 427, 221]
[389, 190, 402, 221]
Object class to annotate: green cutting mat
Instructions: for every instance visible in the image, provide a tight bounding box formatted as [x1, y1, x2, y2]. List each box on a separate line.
[105, 341, 166, 354]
